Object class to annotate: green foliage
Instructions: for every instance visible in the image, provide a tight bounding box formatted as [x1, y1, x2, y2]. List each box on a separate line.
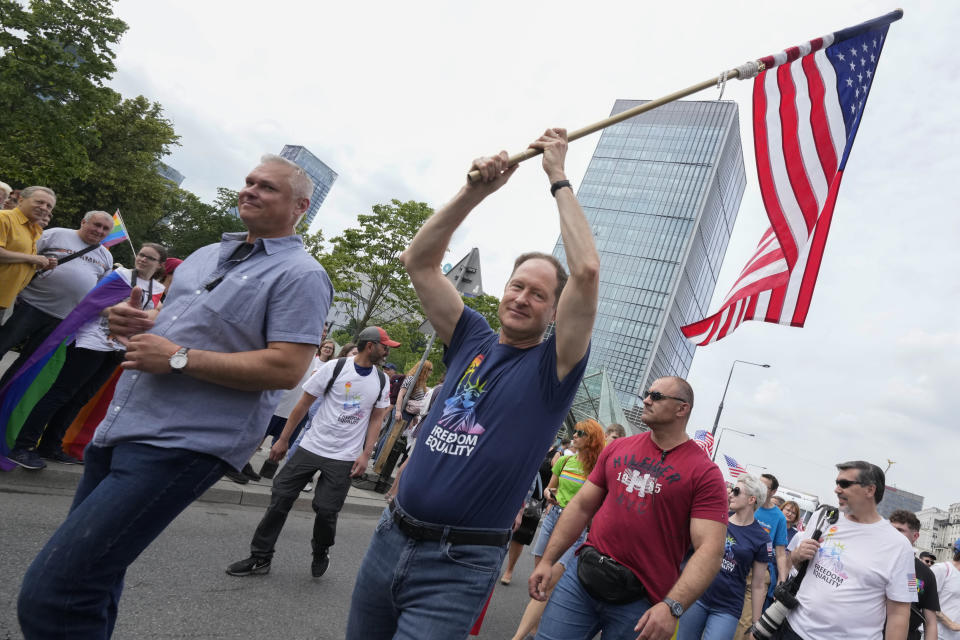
[0, 0, 129, 188]
[321, 200, 433, 339]
[146, 187, 245, 260]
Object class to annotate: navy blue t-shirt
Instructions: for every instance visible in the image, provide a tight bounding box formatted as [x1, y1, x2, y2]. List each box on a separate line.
[699, 520, 771, 617]
[397, 307, 589, 529]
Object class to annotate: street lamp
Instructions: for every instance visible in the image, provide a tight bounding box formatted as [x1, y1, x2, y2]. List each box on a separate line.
[712, 427, 755, 462]
[746, 463, 768, 472]
[710, 360, 770, 439]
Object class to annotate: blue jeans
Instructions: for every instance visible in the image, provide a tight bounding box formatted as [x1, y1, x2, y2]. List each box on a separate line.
[531, 506, 587, 567]
[18, 443, 227, 639]
[535, 554, 654, 640]
[346, 503, 508, 639]
[676, 599, 739, 640]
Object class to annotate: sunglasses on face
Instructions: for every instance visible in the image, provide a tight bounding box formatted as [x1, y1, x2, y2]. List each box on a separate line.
[921, 558, 935, 566]
[643, 390, 689, 403]
[730, 486, 742, 496]
[573, 430, 587, 437]
[835, 479, 863, 489]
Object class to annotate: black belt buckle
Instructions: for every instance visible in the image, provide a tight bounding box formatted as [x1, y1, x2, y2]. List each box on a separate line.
[389, 502, 510, 547]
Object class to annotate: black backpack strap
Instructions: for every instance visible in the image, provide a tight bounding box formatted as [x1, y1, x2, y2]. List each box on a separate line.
[374, 368, 386, 409]
[323, 357, 348, 397]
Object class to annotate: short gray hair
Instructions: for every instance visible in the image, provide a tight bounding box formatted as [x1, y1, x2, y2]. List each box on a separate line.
[20, 186, 56, 202]
[0, 181, 11, 198]
[836, 460, 885, 503]
[259, 154, 314, 201]
[737, 474, 768, 511]
[82, 210, 112, 223]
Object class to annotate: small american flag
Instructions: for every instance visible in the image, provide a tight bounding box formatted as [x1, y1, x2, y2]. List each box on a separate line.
[682, 11, 902, 345]
[907, 573, 917, 592]
[692, 430, 714, 456]
[724, 455, 747, 478]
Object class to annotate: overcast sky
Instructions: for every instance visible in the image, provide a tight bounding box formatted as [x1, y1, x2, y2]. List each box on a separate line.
[109, 1, 957, 513]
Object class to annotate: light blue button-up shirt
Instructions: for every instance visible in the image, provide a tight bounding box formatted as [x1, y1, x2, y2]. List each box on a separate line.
[93, 232, 333, 469]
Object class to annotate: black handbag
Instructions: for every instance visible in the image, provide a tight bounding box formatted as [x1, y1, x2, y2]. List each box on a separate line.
[576, 545, 647, 604]
[522, 473, 544, 520]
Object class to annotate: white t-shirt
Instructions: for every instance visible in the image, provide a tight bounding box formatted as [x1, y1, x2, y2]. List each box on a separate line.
[297, 357, 389, 461]
[785, 511, 917, 640]
[75, 268, 164, 351]
[932, 561, 960, 640]
[272, 355, 321, 419]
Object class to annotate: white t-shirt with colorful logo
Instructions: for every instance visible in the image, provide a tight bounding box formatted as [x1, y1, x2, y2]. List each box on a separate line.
[296, 358, 389, 462]
[786, 511, 917, 639]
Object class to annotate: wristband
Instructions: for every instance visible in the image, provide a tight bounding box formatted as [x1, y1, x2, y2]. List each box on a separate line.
[550, 180, 572, 197]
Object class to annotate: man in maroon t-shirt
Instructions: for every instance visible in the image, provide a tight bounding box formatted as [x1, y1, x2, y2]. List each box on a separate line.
[530, 376, 728, 640]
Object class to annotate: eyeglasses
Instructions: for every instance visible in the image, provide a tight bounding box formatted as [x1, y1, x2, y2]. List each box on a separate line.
[730, 486, 742, 496]
[835, 479, 863, 489]
[136, 253, 159, 262]
[573, 430, 586, 437]
[921, 558, 935, 566]
[643, 390, 689, 403]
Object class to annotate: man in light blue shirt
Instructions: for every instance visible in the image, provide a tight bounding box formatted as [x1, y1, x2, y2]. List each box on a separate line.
[18, 155, 333, 639]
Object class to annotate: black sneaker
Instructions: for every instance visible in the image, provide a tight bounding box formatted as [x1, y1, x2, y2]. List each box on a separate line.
[225, 556, 271, 576]
[38, 450, 83, 465]
[7, 448, 46, 470]
[311, 551, 330, 578]
[240, 462, 261, 482]
[222, 469, 249, 484]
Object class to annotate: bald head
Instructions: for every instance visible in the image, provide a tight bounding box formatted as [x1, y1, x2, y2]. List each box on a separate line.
[661, 376, 694, 409]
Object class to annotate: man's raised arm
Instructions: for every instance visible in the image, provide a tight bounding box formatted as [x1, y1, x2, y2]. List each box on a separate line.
[400, 153, 517, 345]
[531, 129, 600, 381]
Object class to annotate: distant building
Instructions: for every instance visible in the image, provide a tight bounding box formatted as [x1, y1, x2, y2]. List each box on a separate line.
[278, 145, 337, 227]
[878, 485, 923, 519]
[916, 503, 960, 561]
[549, 99, 746, 431]
[155, 162, 185, 187]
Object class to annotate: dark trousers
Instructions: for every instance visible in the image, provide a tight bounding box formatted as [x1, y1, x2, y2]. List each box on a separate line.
[15, 346, 124, 453]
[18, 443, 227, 639]
[250, 447, 354, 560]
[0, 301, 61, 387]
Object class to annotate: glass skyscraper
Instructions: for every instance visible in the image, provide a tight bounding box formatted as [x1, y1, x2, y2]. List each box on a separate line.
[552, 99, 746, 430]
[278, 145, 338, 227]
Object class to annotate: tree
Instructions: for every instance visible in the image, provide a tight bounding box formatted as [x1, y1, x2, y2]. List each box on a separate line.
[320, 200, 433, 339]
[463, 294, 501, 332]
[147, 187, 245, 260]
[0, 0, 128, 188]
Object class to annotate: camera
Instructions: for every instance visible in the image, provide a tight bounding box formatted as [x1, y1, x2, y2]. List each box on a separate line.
[748, 506, 839, 640]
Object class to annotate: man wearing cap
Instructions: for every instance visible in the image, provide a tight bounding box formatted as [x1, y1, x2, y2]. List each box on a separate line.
[226, 325, 395, 579]
[932, 539, 960, 639]
[347, 128, 599, 637]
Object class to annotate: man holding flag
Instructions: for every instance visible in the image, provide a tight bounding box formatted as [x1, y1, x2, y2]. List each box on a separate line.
[0, 210, 114, 388]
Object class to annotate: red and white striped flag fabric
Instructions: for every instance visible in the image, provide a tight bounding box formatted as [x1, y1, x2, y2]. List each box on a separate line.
[693, 429, 715, 457]
[724, 455, 747, 478]
[682, 11, 902, 346]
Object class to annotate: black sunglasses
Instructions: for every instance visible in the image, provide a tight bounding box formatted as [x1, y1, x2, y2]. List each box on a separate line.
[573, 430, 587, 437]
[835, 479, 863, 489]
[643, 390, 689, 403]
[730, 486, 742, 496]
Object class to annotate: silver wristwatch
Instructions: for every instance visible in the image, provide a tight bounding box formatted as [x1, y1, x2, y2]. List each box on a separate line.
[169, 347, 190, 374]
[663, 597, 684, 618]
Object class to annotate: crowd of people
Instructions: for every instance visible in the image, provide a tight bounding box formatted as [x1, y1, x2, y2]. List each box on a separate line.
[2, 132, 956, 640]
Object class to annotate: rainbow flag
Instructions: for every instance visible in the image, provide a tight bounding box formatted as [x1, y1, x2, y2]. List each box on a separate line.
[101, 210, 129, 248]
[0, 270, 133, 470]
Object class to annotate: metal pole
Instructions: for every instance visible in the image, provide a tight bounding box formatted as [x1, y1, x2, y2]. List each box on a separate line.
[710, 360, 771, 439]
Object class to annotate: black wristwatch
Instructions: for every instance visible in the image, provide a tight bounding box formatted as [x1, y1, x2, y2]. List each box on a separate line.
[663, 597, 684, 618]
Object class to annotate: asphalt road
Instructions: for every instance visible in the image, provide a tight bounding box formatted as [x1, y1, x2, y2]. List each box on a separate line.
[0, 489, 541, 640]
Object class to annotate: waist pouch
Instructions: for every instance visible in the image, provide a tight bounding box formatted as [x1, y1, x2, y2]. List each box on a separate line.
[576, 545, 647, 604]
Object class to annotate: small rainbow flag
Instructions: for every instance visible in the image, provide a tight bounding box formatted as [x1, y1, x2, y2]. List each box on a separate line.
[101, 210, 129, 248]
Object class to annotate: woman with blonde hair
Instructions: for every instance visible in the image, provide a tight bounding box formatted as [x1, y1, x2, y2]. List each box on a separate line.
[394, 360, 433, 428]
[676, 474, 771, 640]
[510, 419, 606, 640]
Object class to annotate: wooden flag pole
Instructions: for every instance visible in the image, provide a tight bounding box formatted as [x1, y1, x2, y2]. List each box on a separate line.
[114, 209, 137, 258]
[467, 66, 750, 183]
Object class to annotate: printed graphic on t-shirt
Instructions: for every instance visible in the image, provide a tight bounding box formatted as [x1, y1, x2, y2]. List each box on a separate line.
[908, 573, 917, 592]
[610, 451, 682, 516]
[421, 354, 486, 458]
[813, 525, 849, 587]
[722, 535, 737, 572]
[337, 381, 366, 424]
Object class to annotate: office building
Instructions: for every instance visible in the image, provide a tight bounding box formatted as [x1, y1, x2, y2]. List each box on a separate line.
[878, 485, 923, 519]
[550, 99, 746, 430]
[155, 161, 185, 187]
[278, 145, 338, 227]
[917, 503, 960, 561]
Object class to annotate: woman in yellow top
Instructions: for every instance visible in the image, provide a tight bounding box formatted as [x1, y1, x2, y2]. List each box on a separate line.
[511, 418, 606, 640]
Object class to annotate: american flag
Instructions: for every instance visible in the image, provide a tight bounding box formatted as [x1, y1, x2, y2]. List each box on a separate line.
[692, 430, 714, 456]
[724, 454, 747, 478]
[682, 11, 901, 345]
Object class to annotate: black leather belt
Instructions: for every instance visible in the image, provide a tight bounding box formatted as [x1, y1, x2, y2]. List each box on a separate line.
[389, 502, 511, 547]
